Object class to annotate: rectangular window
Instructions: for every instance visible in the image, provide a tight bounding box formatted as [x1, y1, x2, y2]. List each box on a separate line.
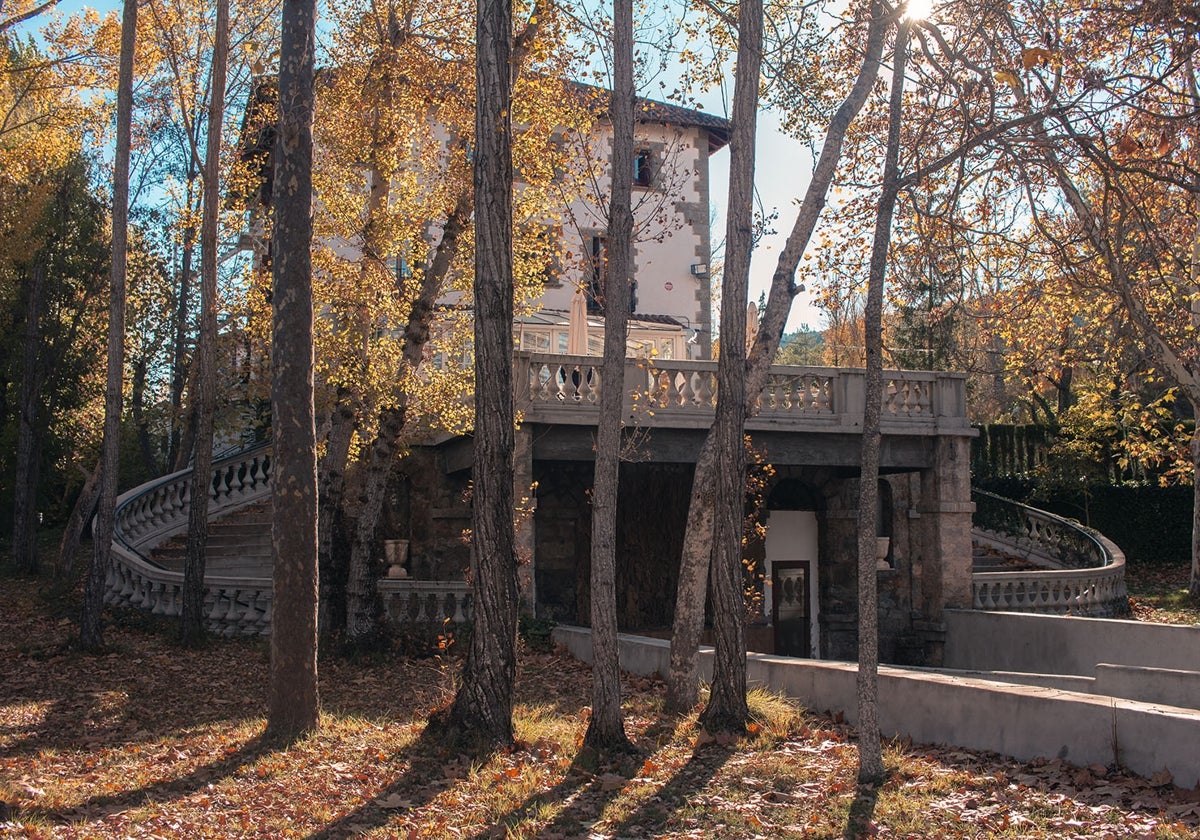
[634, 149, 654, 187]
[588, 234, 638, 314]
[520, 331, 550, 352]
[588, 235, 608, 313]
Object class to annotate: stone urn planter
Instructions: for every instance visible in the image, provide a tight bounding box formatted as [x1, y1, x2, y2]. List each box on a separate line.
[876, 536, 892, 570]
[385, 539, 409, 578]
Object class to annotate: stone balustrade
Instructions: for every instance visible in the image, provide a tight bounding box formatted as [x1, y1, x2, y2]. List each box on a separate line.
[104, 442, 274, 636]
[103, 561, 273, 636]
[377, 579, 473, 627]
[971, 490, 1128, 617]
[113, 444, 272, 556]
[517, 353, 969, 433]
[972, 567, 1127, 617]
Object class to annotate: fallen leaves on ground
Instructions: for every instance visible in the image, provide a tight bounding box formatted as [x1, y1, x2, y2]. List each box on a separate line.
[1126, 563, 1200, 626]
[1, 574, 1198, 839]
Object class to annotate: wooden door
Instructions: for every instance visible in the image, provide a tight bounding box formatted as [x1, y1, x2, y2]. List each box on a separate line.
[772, 561, 811, 657]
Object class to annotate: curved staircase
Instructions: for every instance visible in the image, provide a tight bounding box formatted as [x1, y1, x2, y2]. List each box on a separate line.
[104, 443, 274, 636]
[969, 489, 1128, 617]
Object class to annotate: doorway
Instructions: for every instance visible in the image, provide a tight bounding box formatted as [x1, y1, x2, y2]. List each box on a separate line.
[765, 509, 819, 657]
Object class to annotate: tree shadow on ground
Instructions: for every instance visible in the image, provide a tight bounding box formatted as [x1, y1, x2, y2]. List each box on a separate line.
[44, 732, 276, 823]
[602, 742, 736, 837]
[0, 634, 267, 760]
[463, 763, 607, 840]
[460, 710, 688, 839]
[843, 779, 882, 839]
[303, 722, 493, 840]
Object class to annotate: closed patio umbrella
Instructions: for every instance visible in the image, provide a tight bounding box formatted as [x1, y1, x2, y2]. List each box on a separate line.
[568, 287, 589, 355]
[747, 301, 759, 352]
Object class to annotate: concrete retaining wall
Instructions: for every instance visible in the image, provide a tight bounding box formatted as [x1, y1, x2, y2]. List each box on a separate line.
[943, 609, 1200, 676]
[1095, 664, 1200, 710]
[553, 625, 1200, 787]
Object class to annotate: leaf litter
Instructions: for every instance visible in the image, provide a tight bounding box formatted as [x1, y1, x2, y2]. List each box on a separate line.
[1, 576, 1198, 838]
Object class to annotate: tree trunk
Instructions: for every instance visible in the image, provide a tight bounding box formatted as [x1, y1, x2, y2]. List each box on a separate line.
[342, 198, 469, 643]
[582, 0, 634, 754]
[854, 15, 910, 785]
[130, 355, 159, 477]
[665, 2, 890, 711]
[317, 392, 356, 637]
[13, 263, 46, 574]
[180, 0, 229, 647]
[266, 0, 320, 742]
[80, 0, 136, 651]
[443, 0, 517, 747]
[698, 0, 762, 735]
[1191, 416, 1200, 597]
[169, 171, 196, 472]
[57, 460, 102, 578]
[173, 362, 200, 471]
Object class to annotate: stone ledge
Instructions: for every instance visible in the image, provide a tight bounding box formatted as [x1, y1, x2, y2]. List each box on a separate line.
[553, 625, 1200, 787]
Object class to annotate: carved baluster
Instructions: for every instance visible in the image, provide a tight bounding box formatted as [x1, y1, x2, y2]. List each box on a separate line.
[586, 366, 601, 404]
[254, 454, 270, 493]
[530, 362, 547, 401]
[104, 565, 121, 605]
[201, 589, 217, 630]
[703, 370, 718, 407]
[242, 590, 264, 634]
[258, 596, 272, 635]
[209, 589, 231, 626]
[227, 462, 246, 500]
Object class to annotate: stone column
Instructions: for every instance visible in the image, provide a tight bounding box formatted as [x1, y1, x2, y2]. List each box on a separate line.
[916, 433, 975, 664]
[514, 423, 537, 614]
[819, 482, 860, 661]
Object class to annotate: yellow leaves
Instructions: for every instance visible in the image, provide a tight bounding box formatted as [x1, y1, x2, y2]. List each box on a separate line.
[994, 70, 1021, 89]
[1153, 131, 1172, 158]
[1020, 47, 1056, 70]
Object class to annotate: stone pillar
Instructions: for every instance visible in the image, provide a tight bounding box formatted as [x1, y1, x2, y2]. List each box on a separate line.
[819, 484, 860, 661]
[514, 424, 537, 614]
[917, 433, 975, 664]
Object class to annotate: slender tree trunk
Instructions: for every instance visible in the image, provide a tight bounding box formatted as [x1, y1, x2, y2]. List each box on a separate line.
[130, 355, 159, 477]
[174, 378, 198, 469]
[317, 392, 356, 637]
[1191, 416, 1200, 597]
[343, 198, 469, 643]
[665, 2, 890, 711]
[342, 408, 403, 646]
[13, 263, 46, 574]
[699, 0, 762, 734]
[169, 173, 196, 472]
[180, 0, 229, 647]
[266, 0, 320, 741]
[80, 0, 136, 651]
[57, 460, 102, 578]
[854, 15, 910, 785]
[443, 0, 517, 747]
[582, 0, 634, 754]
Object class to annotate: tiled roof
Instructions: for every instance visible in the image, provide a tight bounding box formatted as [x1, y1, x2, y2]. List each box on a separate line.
[569, 81, 731, 153]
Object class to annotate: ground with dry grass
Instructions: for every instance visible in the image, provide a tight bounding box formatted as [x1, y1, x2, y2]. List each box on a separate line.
[1126, 563, 1200, 626]
[2, 573, 1200, 839]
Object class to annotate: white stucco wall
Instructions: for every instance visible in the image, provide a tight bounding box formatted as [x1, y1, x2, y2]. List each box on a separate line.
[537, 121, 716, 345]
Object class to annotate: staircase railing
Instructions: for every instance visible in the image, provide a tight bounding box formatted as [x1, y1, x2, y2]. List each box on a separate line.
[971, 489, 1128, 617]
[103, 442, 275, 636]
